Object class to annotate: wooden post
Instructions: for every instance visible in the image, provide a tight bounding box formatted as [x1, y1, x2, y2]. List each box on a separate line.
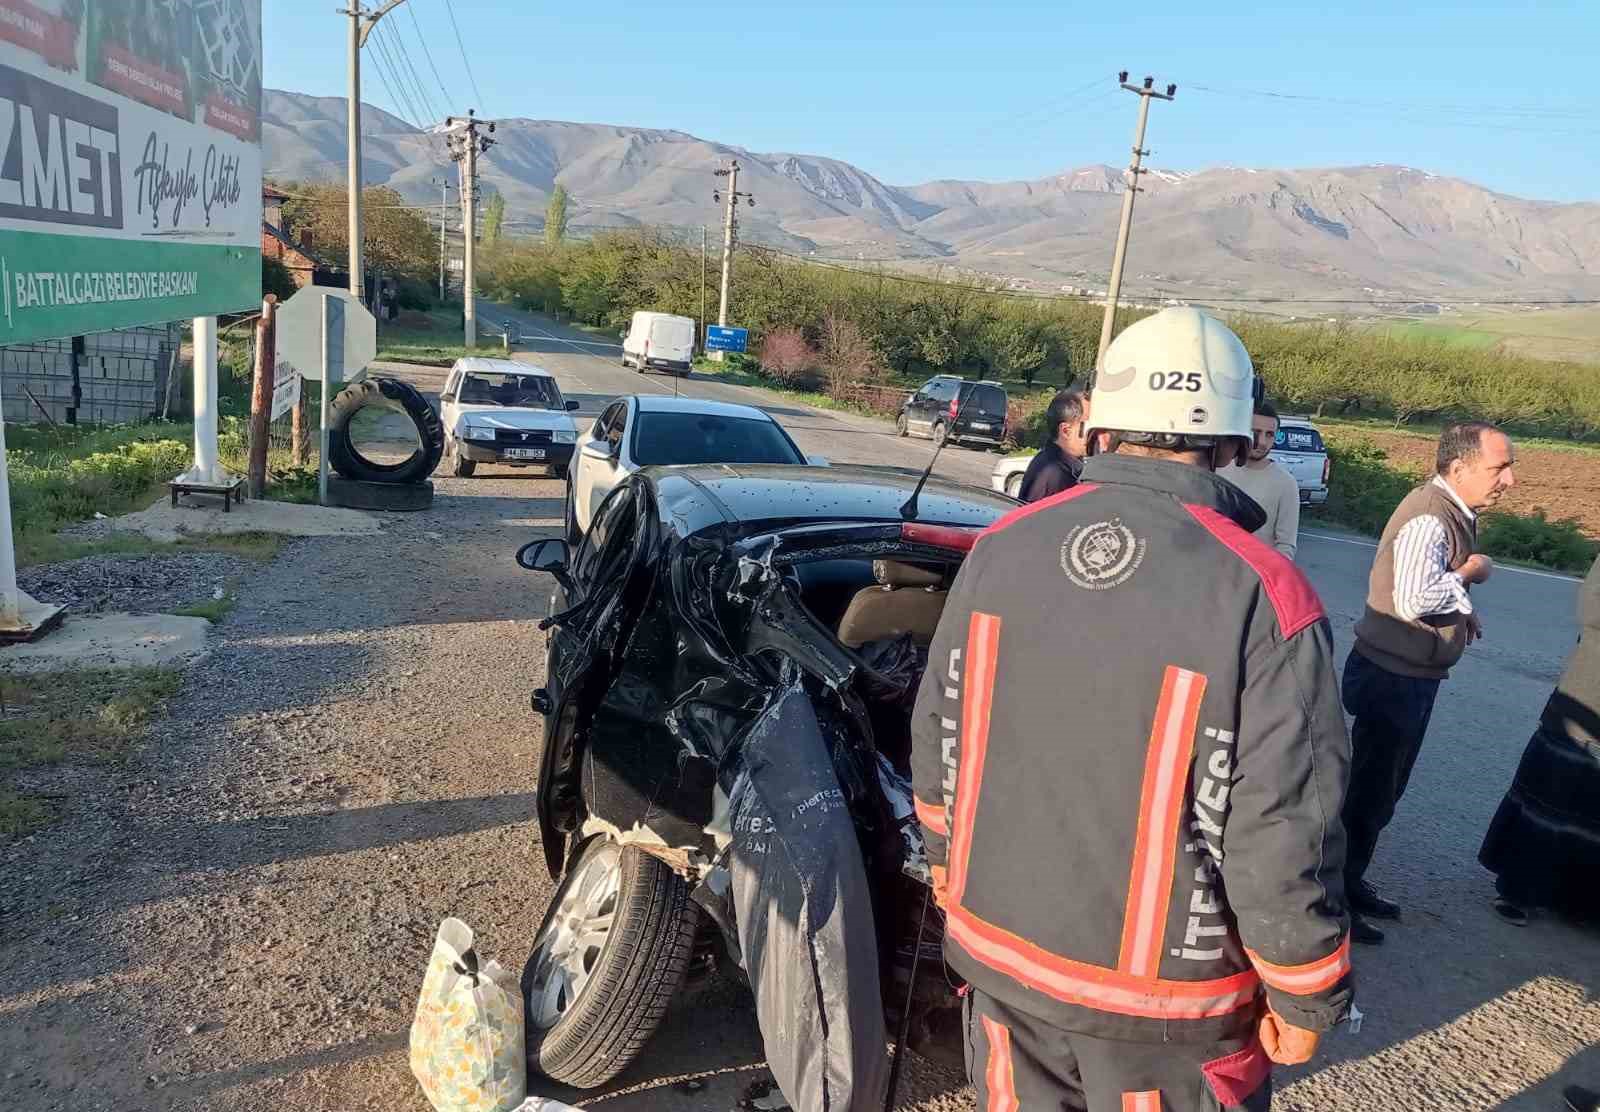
[247, 295, 279, 498]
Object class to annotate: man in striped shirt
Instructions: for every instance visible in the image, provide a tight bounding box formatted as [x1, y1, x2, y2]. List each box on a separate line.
[1342, 421, 1516, 944]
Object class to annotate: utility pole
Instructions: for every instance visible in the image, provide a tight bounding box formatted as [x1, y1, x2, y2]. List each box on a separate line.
[434, 177, 454, 301]
[711, 160, 754, 360]
[343, 1, 408, 307]
[447, 110, 495, 349]
[1095, 72, 1176, 376]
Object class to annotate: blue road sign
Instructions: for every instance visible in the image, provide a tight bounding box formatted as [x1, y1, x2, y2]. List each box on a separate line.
[706, 325, 749, 353]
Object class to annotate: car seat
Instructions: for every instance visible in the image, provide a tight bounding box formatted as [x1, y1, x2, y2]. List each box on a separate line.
[835, 560, 949, 649]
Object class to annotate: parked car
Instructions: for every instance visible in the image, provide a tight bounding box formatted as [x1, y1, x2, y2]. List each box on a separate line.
[439, 358, 581, 478]
[620, 310, 696, 375]
[991, 453, 1031, 499]
[1273, 415, 1331, 505]
[565, 395, 818, 542]
[518, 465, 1016, 1092]
[895, 375, 1008, 449]
[991, 414, 1331, 504]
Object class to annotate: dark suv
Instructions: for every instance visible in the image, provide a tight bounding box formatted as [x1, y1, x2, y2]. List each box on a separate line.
[896, 375, 1008, 449]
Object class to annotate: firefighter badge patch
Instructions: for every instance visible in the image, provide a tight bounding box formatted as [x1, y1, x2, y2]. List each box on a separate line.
[1061, 518, 1146, 590]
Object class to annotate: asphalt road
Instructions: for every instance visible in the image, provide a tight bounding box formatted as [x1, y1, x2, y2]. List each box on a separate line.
[414, 306, 1600, 1111]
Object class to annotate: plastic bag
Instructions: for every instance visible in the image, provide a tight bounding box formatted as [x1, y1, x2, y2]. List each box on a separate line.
[410, 918, 527, 1112]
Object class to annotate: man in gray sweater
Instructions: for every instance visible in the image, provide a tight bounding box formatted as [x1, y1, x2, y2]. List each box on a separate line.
[1341, 421, 1515, 944]
[1226, 401, 1301, 559]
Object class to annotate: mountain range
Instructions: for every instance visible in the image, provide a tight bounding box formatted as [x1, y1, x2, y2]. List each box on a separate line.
[263, 89, 1600, 306]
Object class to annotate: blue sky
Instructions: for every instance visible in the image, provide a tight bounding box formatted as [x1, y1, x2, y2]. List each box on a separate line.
[264, 0, 1600, 201]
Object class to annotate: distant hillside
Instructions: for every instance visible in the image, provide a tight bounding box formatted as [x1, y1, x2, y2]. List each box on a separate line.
[263, 89, 1600, 303]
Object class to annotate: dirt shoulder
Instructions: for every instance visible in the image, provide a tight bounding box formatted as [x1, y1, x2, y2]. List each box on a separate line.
[1323, 422, 1600, 537]
[0, 477, 560, 1112]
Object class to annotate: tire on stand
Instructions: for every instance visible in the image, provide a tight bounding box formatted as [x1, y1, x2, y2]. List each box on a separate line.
[522, 839, 699, 1089]
[327, 377, 444, 484]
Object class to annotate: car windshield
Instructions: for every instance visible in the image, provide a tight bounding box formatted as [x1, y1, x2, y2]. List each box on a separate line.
[457, 372, 563, 410]
[632, 412, 803, 467]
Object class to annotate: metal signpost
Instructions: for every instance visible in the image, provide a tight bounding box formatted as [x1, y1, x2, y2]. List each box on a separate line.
[0, 1, 264, 640]
[275, 285, 376, 505]
[705, 325, 749, 354]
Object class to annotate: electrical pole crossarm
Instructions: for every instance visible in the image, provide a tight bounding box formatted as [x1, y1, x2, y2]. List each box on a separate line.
[355, 0, 408, 46]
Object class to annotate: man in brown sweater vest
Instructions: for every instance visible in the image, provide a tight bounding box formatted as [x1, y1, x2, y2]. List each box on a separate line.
[1342, 421, 1516, 944]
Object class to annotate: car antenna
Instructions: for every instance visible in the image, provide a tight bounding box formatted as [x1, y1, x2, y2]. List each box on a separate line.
[900, 382, 981, 520]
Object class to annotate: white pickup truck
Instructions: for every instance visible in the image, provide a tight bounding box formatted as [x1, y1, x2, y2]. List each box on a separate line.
[991, 414, 1331, 504]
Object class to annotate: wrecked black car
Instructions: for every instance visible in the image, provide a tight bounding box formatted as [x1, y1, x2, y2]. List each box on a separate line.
[517, 463, 1015, 1104]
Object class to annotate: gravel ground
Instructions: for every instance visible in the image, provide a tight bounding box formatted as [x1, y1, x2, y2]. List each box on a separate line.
[18, 553, 252, 616]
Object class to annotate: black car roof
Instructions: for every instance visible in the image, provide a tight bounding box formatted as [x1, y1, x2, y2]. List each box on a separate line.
[643, 464, 1014, 535]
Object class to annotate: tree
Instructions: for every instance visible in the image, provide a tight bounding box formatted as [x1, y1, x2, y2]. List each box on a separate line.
[482, 192, 505, 246]
[981, 310, 1048, 384]
[262, 256, 298, 301]
[545, 184, 570, 246]
[279, 182, 436, 283]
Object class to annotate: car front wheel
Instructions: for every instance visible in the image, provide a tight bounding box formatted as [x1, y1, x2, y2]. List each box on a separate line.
[446, 439, 476, 478]
[522, 838, 699, 1089]
[1005, 472, 1024, 499]
[895, 412, 909, 437]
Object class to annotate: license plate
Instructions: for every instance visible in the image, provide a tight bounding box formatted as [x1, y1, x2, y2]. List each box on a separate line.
[970, 422, 991, 431]
[504, 447, 545, 460]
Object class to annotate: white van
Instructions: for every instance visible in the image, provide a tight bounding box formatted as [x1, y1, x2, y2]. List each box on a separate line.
[620, 311, 696, 376]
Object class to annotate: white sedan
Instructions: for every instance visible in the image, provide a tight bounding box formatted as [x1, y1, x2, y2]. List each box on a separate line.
[440, 358, 581, 478]
[992, 453, 1032, 499]
[566, 395, 817, 542]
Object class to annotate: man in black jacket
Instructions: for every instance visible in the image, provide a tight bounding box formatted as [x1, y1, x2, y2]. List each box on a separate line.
[1019, 387, 1088, 502]
[912, 308, 1353, 1111]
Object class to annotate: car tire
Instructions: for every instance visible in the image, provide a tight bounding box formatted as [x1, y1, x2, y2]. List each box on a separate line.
[932, 421, 948, 447]
[449, 444, 476, 478]
[1005, 473, 1024, 499]
[895, 412, 909, 437]
[522, 839, 699, 1089]
[328, 377, 444, 484]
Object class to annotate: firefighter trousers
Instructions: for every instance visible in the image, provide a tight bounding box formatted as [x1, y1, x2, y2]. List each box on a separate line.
[965, 990, 1273, 1111]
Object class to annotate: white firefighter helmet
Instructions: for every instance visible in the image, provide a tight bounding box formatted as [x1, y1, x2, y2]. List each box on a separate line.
[1088, 308, 1256, 446]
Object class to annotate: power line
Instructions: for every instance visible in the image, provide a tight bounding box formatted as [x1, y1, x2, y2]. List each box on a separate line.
[366, 25, 424, 128]
[441, 0, 484, 107]
[1189, 81, 1591, 120]
[384, 19, 443, 124]
[408, 2, 455, 109]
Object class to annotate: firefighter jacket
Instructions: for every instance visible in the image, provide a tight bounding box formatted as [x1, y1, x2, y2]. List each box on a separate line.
[910, 453, 1354, 1044]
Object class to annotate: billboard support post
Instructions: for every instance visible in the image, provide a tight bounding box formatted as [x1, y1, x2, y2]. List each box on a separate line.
[192, 316, 222, 484]
[0, 372, 63, 640]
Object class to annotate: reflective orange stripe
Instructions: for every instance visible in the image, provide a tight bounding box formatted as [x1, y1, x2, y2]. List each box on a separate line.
[948, 904, 1260, 1020]
[1248, 938, 1352, 995]
[947, 611, 1001, 906]
[1122, 1091, 1160, 1112]
[981, 1015, 1018, 1112]
[1118, 666, 1208, 978]
[914, 796, 948, 837]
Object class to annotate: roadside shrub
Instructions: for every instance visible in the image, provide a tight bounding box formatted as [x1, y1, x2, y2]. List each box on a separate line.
[820, 312, 882, 397]
[11, 433, 191, 541]
[760, 328, 819, 387]
[1479, 510, 1598, 574]
[1310, 438, 1424, 536]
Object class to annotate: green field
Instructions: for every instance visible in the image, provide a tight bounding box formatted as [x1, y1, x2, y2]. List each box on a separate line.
[1375, 307, 1600, 365]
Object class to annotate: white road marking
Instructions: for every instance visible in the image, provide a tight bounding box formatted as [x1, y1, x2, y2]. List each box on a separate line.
[1301, 530, 1579, 583]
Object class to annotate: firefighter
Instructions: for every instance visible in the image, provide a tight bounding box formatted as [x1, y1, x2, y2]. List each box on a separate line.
[911, 307, 1354, 1111]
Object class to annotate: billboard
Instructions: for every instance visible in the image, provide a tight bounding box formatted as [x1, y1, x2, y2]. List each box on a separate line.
[0, 0, 262, 344]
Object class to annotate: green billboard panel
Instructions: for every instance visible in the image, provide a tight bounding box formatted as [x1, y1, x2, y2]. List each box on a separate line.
[0, 0, 262, 345]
